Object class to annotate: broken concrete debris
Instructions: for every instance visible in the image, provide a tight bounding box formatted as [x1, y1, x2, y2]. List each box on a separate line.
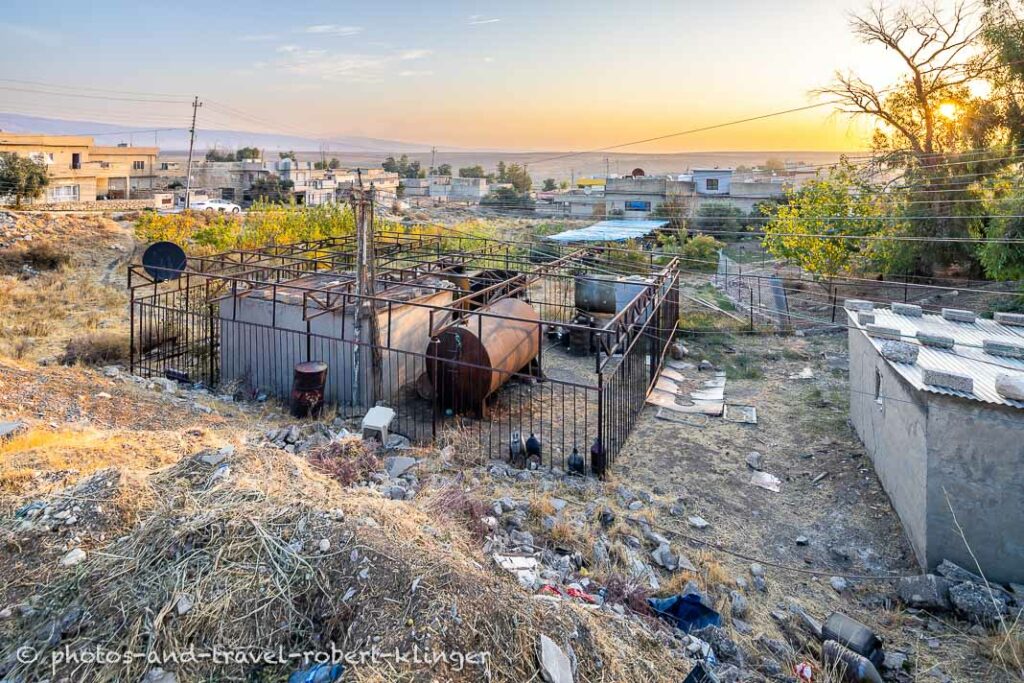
[898, 574, 953, 611]
[749, 471, 781, 493]
[538, 634, 574, 683]
[879, 340, 918, 364]
[995, 373, 1024, 401]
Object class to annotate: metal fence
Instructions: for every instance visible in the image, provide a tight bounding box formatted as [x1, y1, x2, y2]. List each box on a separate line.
[715, 251, 791, 330]
[129, 234, 679, 472]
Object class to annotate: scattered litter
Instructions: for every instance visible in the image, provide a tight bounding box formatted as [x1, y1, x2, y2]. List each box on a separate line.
[538, 585, 598, 605]
[683, 661, 718, 683]
[812, 472, 829, 484]
[794, 661, 814, 681]
[648, 592, 722, 633]
[789, 367, 815, 380]
[494, 553, 539, 588]
[749, 471, 781, 493]
[723, 404, 757, 424]
[287, 662, 344, 683]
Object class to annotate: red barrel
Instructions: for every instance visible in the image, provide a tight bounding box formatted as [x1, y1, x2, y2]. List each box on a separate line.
[291, 361, 328, 418]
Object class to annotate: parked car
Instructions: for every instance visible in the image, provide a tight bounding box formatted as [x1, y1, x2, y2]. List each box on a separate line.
[190, 199, 241, 213]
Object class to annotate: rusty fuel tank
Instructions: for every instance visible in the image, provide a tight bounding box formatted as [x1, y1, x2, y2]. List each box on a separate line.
[425, 298, 541, 418]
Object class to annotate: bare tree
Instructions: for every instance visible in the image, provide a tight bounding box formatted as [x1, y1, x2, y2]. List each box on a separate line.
[819, 2, 994, 160]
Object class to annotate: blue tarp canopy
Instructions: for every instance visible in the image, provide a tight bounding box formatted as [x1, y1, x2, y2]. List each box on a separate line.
[546, 219, 669, 243]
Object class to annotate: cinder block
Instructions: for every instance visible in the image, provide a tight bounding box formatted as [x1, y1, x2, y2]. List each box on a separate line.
[916, 332, 955, 350]
[361, 406, 396, 443]
[995, 374, 1024, 401]
[866, 324, 902, 341]
[844, 299, 874, 312]
[995, 312, 1024, 327]
[880, 341, 919, 364]
[922, 367, 974, 394]
[941, 308, 976, 324]
[857, 312, 876, 326]
[983, 339, 1024, 359]
[891, 302, 923, 317]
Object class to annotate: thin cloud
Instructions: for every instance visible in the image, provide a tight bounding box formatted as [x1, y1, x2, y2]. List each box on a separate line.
[304, 25, 364, 36]
[398, 70, 434, 77]
[271, 46, 431, 83]
[468, 16, 501, 25]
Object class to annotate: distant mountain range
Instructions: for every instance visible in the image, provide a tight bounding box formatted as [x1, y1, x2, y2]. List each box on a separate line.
[0, 113, 437, 154]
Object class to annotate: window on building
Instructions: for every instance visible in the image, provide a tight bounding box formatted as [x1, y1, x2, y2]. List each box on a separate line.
[625, 200, 651, 211]
[874, 369, 882, 404]
[160, 162, 170, 170]
[706, 178, 719, 191]
[48, 185, 80, 201]
[71, 153, 81, 170]
[133, 160, 145, 171]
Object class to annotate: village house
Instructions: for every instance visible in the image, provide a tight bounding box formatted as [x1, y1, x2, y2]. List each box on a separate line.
[0, 132, 159, 204]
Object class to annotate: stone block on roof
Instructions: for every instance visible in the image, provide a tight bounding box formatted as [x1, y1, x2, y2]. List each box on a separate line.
[891, 302, 923, 317]
[866, 324, 902, 341]
[941, 308, 976, 324]
[994, 312, 1024, 327]
[844, 299, 873, 311]
[880, 341, 919, 364]
[916, 332, 955, 350]
[922, 367, 974, 394]
[983, 339, 1024, 359]
[857, 312, 876, 326]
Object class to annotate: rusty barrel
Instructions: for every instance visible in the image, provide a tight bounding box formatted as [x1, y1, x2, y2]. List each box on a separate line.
[291, 361, 328, 418]
[426, 298, 540, 416]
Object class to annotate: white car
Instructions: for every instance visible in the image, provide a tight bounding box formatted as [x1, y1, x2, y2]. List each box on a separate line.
[190, 198, 241, 213]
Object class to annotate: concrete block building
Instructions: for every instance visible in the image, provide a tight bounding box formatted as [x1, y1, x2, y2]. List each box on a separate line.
[847, 304, 1024, 583]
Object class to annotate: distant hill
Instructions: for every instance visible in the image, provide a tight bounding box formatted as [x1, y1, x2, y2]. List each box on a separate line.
[0, 113, 437, 154]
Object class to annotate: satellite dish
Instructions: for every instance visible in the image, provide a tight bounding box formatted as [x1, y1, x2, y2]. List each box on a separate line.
[631, 168, 646, 177]
[142, 241, 186, 282]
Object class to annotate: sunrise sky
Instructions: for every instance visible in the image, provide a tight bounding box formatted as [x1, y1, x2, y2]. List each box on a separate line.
[0, 0, 966, 152]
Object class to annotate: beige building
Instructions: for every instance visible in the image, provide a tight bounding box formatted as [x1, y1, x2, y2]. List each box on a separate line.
[0, 132, 159, 204]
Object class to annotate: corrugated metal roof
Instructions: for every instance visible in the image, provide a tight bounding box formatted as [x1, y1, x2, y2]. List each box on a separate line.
[848, 306, 1024, 410]
[546, 219, 669, 243]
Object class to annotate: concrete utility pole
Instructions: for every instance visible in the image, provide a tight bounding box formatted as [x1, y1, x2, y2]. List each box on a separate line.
[184, 96, 202, 209]
[430, 146, 436, 174]
[351, 171, 381, 407]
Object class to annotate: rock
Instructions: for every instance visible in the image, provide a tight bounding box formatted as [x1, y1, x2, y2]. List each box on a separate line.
[0, 607, 12, 620]
[688, 516, 710, 530]
[699, 359, 714, 371]
[669, 504, 684, 517]
[318, 539, 331, 553]
[898, 574, 953, 611]
[732, 618, 752, 635]
[284, 425, 301, 444]
[102, 366, 120, 378]
[176, 595, 193, 616]
[692, 625, 743, 665]
[592, 538, 611, 569]
[511, 530, 535, 548]
[651, 544, 679, 571]
[880, 340, 919, 364]
[830, 576, 848, 593]
[936, 559, 984, 585]
[750, 563, 764, 578]
[795, 536, 809, 546]
[745, 451, 764, 471]
[760, 658, 782, 676]
[60, 548, 86, 567]
[386, 485, 408, 501]
[883, 651, 908, 672]
[949, 582, 1009, 623]
[757, 636, 795, 662]
[730, 591, 749, 618]
[197, 447, 229, 466]
[550, 498, 568, 513]
[627, 500, 643, 511]
[538, 634, 573, 683]
[384, 455, 418, 478]
[142, 668, 177, 683]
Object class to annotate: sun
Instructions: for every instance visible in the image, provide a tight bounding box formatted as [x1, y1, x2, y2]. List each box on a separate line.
[938, 102, 958, 120]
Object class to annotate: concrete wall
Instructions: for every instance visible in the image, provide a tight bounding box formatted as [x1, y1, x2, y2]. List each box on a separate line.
[848, 323, 1024, 583]
[925, 396, 1024, 583]
[848, 326, 931, 566]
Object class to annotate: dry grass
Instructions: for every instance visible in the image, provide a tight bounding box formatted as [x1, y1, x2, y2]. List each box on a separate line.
[0, 241, 71, 274]
[60, 330, 129, 365]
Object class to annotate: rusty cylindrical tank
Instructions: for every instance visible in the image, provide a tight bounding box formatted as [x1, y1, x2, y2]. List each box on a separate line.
[426, 298, 540, 418]
[291, 361, 328, 418]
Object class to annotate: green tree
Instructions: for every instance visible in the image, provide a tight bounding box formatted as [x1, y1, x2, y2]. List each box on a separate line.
[328, 157, 341, 170]
[542, 178, 557, 191]
[435, 163, 452, 176]
[0, 153, 49, 208]
[236, 147, 261, 160]
[763, 157, 786, 174]
[763, 162, 884, 278]
[983, 0, 1024, 147]
[692, 202, 744, 235]
[459, 165, 486, 178]
[653, 196, 689, 236]
[247, 175, 294, 203]
[502, 163, 532, 192]
[278, 151, 297, 161]
[481, 186, 534, 208]
[205, 148, 236, 162]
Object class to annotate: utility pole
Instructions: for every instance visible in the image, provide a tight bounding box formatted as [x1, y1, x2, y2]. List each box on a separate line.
[351, 171, 381, 407]
[184, 95, 202, 209]
[430, 146, 436, 174]
[604, 156, 610, 179]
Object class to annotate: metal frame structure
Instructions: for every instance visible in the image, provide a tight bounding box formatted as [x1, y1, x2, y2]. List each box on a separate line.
[128, 231, 680, 471]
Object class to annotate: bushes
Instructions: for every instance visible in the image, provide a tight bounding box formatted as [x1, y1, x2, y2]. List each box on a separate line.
[61, 331, 129, 365]
[0, 241, 71, 274]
